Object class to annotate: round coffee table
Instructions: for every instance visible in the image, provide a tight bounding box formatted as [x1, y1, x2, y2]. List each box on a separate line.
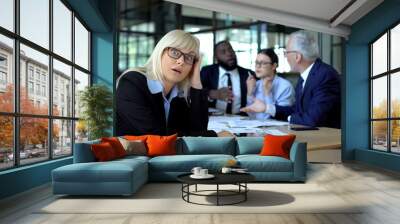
[177, 173, 255, 206]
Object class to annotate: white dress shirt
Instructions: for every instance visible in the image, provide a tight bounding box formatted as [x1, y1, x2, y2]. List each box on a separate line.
[215, 66, 241, 114]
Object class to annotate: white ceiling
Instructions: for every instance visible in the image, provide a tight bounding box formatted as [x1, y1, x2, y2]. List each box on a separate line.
[166, 0, 384, 38]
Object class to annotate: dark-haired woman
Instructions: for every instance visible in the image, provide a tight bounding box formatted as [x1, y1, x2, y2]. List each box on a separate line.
[241, 48, 294, 120]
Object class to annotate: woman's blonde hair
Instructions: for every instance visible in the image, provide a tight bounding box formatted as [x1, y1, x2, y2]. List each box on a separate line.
[121, 30, 199, 98]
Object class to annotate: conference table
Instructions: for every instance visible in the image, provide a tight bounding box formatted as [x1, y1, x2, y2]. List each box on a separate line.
[208, 115, 341, 152]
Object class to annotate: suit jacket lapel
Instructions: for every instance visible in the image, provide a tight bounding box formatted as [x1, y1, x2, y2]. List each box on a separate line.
[211, 65, 219, 89]
[300, 59, 320, 102]
[152, 92, 167, 131]
[238, 67, 248, 108]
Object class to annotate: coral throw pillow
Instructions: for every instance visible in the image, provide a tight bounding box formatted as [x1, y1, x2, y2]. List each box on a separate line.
[91, 142, 118, 162]
[260, 134, 296, 159]
[101, 137, 127, 158]
[146, 134, 177, 157]
[124, 135, 148, 142]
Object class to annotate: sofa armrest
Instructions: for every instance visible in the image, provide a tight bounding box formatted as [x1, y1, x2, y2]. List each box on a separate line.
[289, 141, 307, 181]
[73, 140, 100, 163]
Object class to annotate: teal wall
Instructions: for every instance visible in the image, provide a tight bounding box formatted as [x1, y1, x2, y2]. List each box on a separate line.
[0, 0, 116, 200]
[344, 0, 400, 171]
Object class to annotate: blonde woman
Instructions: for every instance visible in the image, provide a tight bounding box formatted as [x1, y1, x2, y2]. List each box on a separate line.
[241, 48, 294, 120]
[116, 30, 228, 137]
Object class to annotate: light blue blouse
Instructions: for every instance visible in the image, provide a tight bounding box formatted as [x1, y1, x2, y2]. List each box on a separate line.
[246, 75, 295, 120]
[147, 79, 180, 123]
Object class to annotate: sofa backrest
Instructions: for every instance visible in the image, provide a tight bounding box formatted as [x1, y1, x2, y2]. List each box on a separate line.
[235, 137, 264, 155]
[176, 137, 236, 155]
[73, 139, 100, 163]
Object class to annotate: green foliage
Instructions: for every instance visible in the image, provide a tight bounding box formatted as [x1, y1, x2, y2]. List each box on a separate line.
[79, 84, 113, 140]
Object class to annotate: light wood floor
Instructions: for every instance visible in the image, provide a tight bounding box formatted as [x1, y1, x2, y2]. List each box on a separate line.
[1, 162, 400, 224]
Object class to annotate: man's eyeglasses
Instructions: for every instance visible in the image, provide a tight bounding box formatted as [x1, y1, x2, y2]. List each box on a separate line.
[166, 47, 196, 65]
[255, 61, 273, 68]
[283, 50, 298, 57]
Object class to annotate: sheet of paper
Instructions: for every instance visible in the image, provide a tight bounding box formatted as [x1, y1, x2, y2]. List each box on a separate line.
[262, 129, 289, 136]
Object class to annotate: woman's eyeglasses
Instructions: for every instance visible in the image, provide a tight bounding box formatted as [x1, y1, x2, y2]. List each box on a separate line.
[166, 47, 196, 65]
[255, 61, 273, 68]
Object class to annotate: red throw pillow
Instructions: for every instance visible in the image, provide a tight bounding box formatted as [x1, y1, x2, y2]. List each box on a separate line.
[146, 134, 177, 157]
[260, 134, 296, 159]
[91, 142, 118, 161]
[101, 137, 126, 158]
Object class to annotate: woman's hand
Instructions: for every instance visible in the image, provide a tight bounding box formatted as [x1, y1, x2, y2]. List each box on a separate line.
[246, 74, 256, 96]
[240, 99, 266, 113]
[217, 130, 235, 137]
[190, 56, 203, 89]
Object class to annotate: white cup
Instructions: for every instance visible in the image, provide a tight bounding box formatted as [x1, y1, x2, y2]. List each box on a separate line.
[221, 167, 232, 174]
[191, 167, 202, 176]
[200, 169, 208, 176]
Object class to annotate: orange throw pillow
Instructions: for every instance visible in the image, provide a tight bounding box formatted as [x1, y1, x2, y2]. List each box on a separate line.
[101, 137, 127, 158]
[146, 134, 177, 157]
[260, 134, 296, 159]
[124, 135, 148, 142]
[91, 142, 117, 161]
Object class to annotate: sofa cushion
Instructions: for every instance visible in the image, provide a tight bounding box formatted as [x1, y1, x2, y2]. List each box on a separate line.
[177, 137, 236, 155]
[235, 137, 263, 155]
[53, 163, 133, 183]
[236, 155, 293, 172]
[148, 154, 235, 172]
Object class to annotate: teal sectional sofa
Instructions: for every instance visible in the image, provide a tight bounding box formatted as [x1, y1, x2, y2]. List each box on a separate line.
[52, 137, 307, 196]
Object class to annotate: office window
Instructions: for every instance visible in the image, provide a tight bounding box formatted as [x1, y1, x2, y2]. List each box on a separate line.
[0, 35, 14, 113]
[0, 1, 91, 170]
[118, 1, 343, 76]
[53, 0, 72, 60]
[21, 44, 49, 116]
[53, 59, 72, 117]
[19, 117, 49, 165]
[0, 55, 6, 67]
[193, 32, 214, 67]
[182, 6, 213, 32]
[20, 0, 49, 49]
[0, 71, 6, 85]
[53, 119, 72, 158]
[75, 17, 89, 70]
[28, 67, 34, 80]
[0, 0, 14, 32]
[74, 69, 89, 142]
[0, 116, 13, 170]
[216, 27, 258, 70]
[28, 81, 34, 94]
[118, 33, 154, 71]
[370, 22, 400, 153]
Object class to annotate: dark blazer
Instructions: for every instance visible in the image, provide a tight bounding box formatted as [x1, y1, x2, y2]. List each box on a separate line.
[200, 64, 255, 109]
[116, 71, 216, 137]
[274, 59, 341, 128]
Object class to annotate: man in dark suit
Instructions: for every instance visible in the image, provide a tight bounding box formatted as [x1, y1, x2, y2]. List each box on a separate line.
[241, 31, 341, 128]
[200, 41, 255, 114]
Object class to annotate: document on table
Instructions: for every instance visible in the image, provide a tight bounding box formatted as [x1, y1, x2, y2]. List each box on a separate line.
[208, 115, 289, 133]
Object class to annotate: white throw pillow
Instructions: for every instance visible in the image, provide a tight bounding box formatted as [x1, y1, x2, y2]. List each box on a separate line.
[118, 137, 147, 156]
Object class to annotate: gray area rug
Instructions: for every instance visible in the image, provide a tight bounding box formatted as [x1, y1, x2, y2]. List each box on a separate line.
[38, 183, 361, 214]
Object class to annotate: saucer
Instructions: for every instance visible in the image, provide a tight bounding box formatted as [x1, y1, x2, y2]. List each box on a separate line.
[190, 174, 215, 179]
